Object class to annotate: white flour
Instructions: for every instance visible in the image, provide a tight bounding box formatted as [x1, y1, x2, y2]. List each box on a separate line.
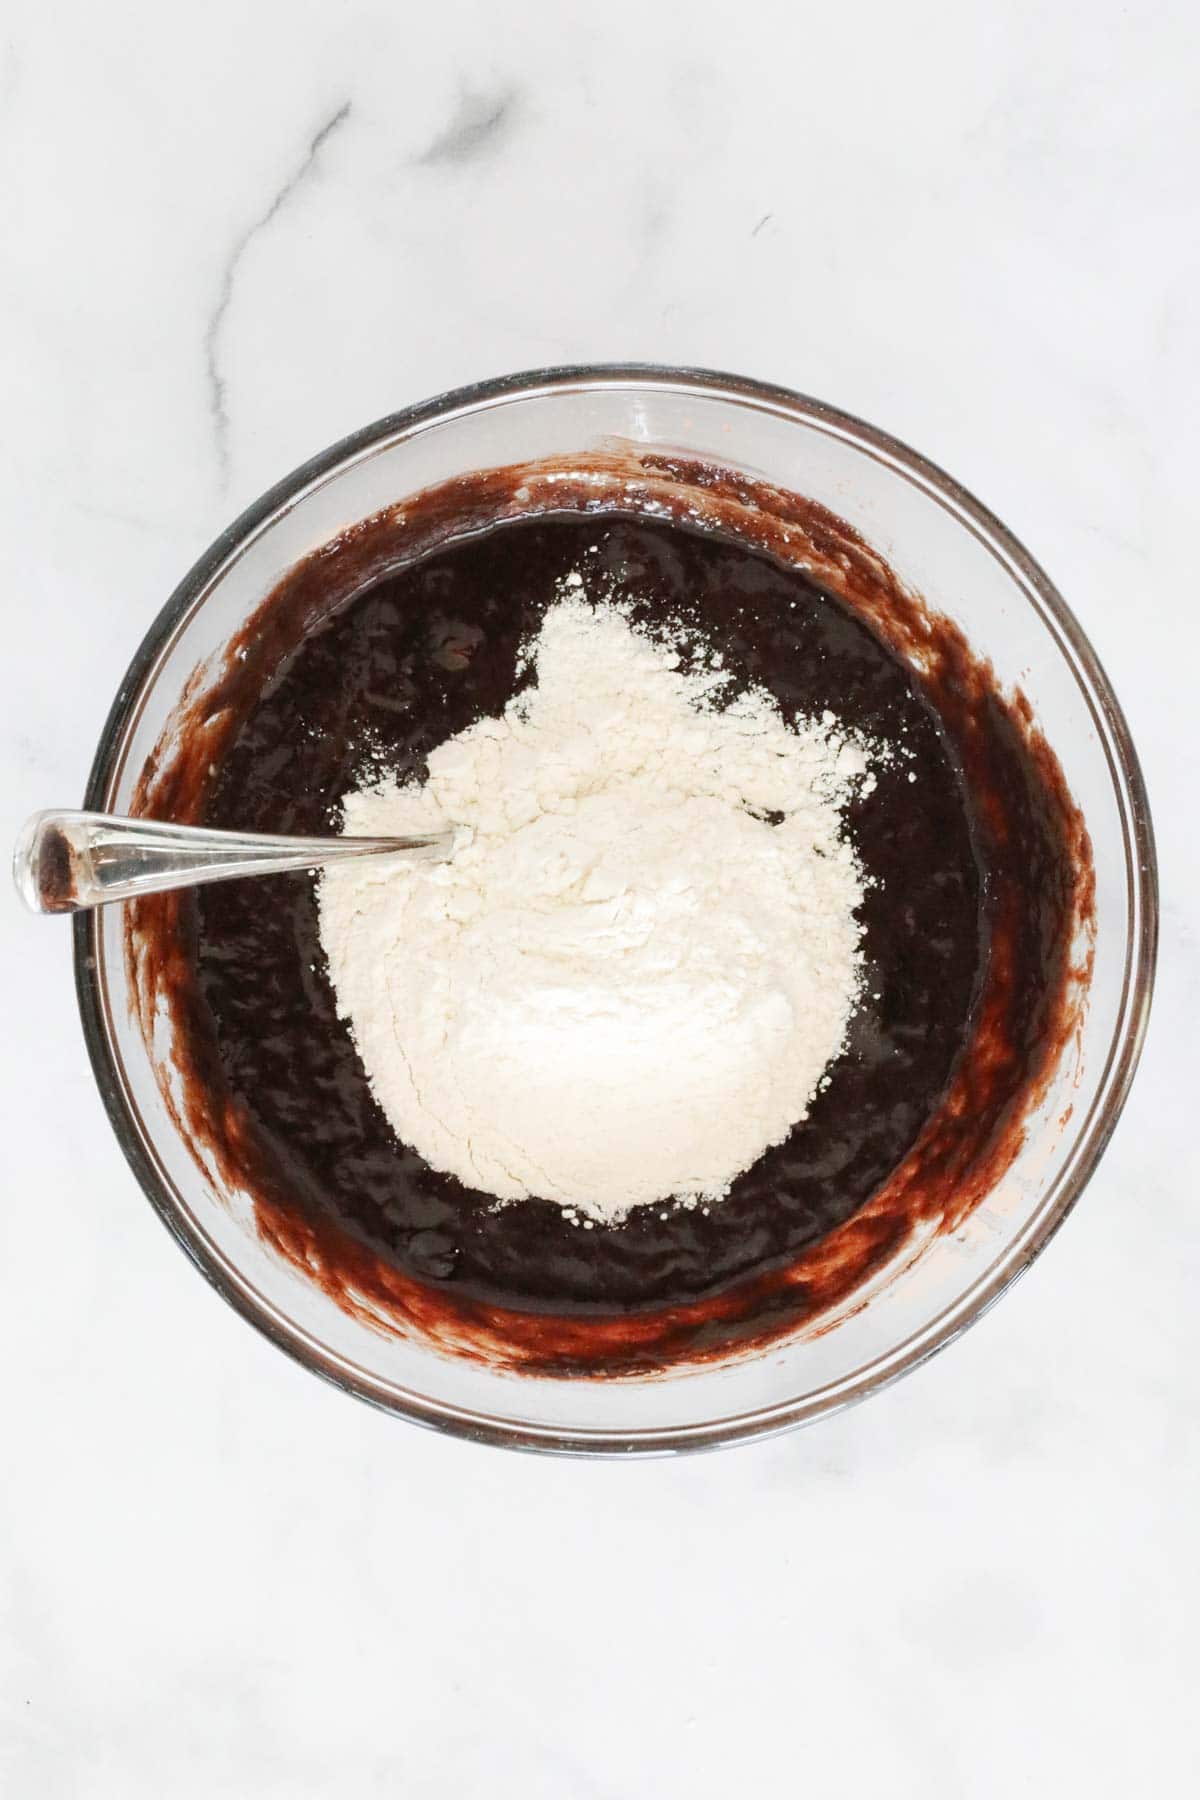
[318, 590, 873, 1225]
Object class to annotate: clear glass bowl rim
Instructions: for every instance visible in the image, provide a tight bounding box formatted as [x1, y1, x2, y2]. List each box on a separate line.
[73, 363, 1159, 1455]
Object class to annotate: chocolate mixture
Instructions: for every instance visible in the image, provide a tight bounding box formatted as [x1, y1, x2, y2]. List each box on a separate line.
[128, 456, 1092, 1373]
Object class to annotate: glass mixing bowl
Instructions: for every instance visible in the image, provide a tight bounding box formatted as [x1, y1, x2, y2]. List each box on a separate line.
[75, 366, 1157, 1453]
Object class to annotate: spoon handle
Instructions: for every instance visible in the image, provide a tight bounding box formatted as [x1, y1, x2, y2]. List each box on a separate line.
[13, 810, 453, 915]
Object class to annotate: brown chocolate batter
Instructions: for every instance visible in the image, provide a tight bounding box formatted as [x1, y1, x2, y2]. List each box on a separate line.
[128, 454, 1092, 1374]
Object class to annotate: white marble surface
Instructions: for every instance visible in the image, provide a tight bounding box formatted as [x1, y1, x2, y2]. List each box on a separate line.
[3, 1, 1197, 1793]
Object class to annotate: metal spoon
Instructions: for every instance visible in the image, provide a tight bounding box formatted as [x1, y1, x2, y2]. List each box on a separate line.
[13, 809, 456, 915]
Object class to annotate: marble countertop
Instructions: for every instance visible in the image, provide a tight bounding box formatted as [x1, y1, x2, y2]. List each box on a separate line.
[3, 2, 1196, 1793]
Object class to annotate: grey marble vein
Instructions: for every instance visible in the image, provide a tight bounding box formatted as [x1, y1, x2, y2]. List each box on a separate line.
[751, 211, 773, 237]
[417, 87, 517, 166]
[204, 100, 351, 485]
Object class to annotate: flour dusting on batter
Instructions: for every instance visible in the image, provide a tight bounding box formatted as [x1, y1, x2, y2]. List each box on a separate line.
[318, 587, 874, 1224]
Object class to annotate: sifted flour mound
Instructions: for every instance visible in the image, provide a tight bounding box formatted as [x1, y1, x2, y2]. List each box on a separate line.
[318, 592, 872, 1225]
